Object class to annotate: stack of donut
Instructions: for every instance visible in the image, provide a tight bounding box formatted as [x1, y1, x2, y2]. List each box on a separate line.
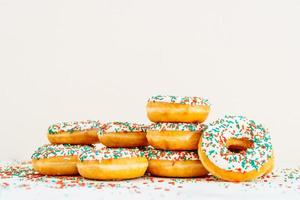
[31, 95, 274, 182]
[145, 95, 211, 177]
[32, 120, 101, 175]
[32, 121, 149, 180]
[78, 122, 149, 180]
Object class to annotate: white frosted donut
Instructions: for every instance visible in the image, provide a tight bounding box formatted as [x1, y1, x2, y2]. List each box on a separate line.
[198, 115, 274, 182]
[47, 120, 101, 144]
[145, 147, 208, 178]
[146, 123, 206, 150]
[98, 122, 148, 147]
[77, 146, 148, 180]
[31, 144, 91, 175]
[147, 95, 211, 123]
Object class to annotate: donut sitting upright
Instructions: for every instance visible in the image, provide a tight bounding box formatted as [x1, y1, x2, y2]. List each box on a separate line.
[147, 95, 211, 123]
[198, 116, 274, 182]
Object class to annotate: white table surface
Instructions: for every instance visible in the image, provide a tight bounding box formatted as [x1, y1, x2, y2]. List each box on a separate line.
[0, 161, 299, 200]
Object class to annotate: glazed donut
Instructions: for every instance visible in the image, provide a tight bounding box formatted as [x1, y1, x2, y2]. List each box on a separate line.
[47, 120, 101, 144]
[77, 146, 148, 180]
[147, 123, 206, 150]
[98, 122, 148, 147]
[198, 116, 274, 182]
[31, 144, 90, 175]
[147, 95, 211, 123]
[145, 147, 208, 178]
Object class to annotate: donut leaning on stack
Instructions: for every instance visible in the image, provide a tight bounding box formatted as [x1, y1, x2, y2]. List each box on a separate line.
[77, 122, 149, 180]
[32, 120, 102, 175]
[146, 95, 210, 177]
[198, 115, 274, 182]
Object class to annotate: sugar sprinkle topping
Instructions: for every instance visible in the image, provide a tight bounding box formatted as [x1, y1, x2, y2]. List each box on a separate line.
[31, 144, 92, 160]
[143, 147, 199, 161]
[148, 95, 210, 106]
[148, 123, 206, 132]
[98, 122, 147, 135]
[48, 120, 101, 134]
[79, 146, 146, 161]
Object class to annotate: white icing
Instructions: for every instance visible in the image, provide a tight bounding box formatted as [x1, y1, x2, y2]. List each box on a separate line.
[148, 123, 206, 132]
[148, 95, 211, 106]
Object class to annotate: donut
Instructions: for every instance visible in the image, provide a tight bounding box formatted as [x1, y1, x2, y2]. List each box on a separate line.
[198, 115, 274, 182]
[147, 95, 211, 123]
[47, 120, 101, 144]
[77, 146, 148, 180]
[31, 144, 90, 175]
[98, 122, 148, 147]
[147, 123, 206, 150]
[145, 147, 208, 177]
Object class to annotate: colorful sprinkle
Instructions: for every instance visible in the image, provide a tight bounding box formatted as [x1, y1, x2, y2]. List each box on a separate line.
[0, 161, 299, 195]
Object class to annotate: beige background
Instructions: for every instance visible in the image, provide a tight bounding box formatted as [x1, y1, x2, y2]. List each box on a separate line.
[0, 0, 299, 164]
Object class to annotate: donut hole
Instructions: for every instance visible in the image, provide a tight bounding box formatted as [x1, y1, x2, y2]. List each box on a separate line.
[226, 138, 253, 153]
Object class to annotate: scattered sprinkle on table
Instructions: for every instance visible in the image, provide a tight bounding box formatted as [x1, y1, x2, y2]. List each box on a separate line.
[0, 161, 299, 199]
